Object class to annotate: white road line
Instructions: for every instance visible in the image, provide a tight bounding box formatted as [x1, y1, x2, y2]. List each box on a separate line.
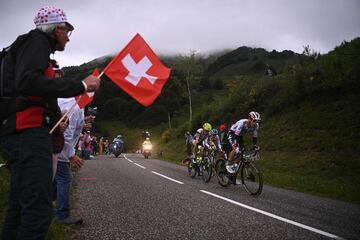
[151, 171, 184, 185]
[123, 154, 133, 163]
[200, 190, 344, 240]
[134, 163, 146, 169]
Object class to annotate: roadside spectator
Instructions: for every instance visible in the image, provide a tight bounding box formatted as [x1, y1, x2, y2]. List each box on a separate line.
[0, 6, 100, 239]
[104, 139, 110, 155]
[91, 135, 98, 156]
[99, 136, 104, 155]
[51, 61, 68, 181]
[80, 131, 92, 160]
[55, 97, 93, 225]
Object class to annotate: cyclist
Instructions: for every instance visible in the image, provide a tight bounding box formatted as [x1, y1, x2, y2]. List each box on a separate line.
[205, 129, 223, 153]
[191, 123, 212, 160]
[219, 123, 231, 154]
[226, 111, 261, 173]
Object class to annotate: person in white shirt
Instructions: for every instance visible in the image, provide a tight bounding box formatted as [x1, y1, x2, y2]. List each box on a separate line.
[55, 97, 89, 225]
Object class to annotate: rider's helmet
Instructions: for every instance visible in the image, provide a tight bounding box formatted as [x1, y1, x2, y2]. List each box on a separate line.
[210, 129, 218, 136]
[249, 111, 261, 122]
[202, 123, 212, 131]
[117, 135, 122, 139]
[146, 137, 150, 141]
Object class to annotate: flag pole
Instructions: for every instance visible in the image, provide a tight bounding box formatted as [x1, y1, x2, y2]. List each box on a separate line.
[49, 96, 80, 134]
[49, 71, 104, 134]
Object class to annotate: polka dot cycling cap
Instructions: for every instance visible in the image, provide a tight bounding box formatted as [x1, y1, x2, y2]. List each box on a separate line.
[34, 6, 74, 30]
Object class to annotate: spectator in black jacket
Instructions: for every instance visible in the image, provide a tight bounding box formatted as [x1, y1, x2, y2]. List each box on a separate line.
[0, 6, 100, 240]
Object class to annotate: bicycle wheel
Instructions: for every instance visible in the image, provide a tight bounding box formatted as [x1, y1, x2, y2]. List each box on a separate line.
[188, 161, 197, 178]
[215, 159, 230, 187]
[201, 157, 212, 183]
[240, 162, 263, 196]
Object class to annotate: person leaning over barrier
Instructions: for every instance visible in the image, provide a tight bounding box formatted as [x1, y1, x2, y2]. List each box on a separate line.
[0, 6, 100, 240]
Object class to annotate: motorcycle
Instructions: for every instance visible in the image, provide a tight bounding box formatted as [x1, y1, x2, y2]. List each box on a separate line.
[109, 140, 124, 158]
[142, 143, 152, 159]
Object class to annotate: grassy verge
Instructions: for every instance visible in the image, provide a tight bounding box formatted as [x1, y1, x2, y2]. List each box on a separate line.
[0, 158, 10, 229]
[156, 138, 360, 203]
[259, 151, 360, 203]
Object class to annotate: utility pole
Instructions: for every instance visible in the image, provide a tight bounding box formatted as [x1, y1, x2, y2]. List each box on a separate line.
[186, 69, 192, 122]
[185, 50, 196, 123]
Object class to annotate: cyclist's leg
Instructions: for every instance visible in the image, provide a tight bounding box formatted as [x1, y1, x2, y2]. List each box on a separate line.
[234, 136, 244, 164]
[191, 139, 198, 159]
[227, 131, 237, 162]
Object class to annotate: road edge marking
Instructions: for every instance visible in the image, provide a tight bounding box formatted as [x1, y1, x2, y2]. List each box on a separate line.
[152, 171, 184, 185]
[134, 162, 146, 169]
[200, 190, 344, 240]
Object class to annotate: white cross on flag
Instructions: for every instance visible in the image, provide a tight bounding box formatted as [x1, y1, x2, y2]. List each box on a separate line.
[103, 34, 171, 106]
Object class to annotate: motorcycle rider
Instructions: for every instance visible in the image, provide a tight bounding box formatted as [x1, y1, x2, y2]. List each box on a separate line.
[110, 135, 124, 156]
[142, 137, 152, 151]
[226, 111, 261, 173]
[113, 135, 123, 143]
[142, 137, 152, 158]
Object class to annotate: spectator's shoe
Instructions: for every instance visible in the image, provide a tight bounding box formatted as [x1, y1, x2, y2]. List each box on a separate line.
[57, 216, 83, 225]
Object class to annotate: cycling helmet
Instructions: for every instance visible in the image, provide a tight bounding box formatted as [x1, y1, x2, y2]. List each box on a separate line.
[249, 111, 261, 121]
[210, 129, 218, 136]
[202, 123, 212, 131]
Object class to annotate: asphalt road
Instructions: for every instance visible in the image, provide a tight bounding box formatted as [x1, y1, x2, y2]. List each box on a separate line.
[72, 153, 360, 240]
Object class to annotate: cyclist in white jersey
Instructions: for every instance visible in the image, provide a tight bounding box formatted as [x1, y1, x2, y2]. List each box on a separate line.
[226, 111, 261, 172]
[204, 129, 223, 153]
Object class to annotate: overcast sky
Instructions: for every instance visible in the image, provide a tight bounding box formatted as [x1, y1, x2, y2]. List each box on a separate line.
[1, 0, 359, 67]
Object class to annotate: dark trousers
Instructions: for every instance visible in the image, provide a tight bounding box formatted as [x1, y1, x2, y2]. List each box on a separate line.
[0, 127, 53, 240]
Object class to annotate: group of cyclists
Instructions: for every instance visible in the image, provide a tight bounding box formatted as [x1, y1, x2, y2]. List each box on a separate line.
[188, 111, 261, 174]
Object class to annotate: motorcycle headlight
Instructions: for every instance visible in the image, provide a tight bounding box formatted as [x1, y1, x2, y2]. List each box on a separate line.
[144, 145, 152, 150]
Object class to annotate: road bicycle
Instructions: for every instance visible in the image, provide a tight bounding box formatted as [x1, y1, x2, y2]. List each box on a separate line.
[187, 146, 213, 183]
[215, 147, 263, 196]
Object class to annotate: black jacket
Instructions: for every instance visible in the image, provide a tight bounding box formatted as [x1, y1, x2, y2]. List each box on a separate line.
[0, 29, 85, 136]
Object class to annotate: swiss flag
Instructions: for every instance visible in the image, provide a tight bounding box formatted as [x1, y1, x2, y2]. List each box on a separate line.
[103, 34, 171, 107]
[75, 68, 100, 108]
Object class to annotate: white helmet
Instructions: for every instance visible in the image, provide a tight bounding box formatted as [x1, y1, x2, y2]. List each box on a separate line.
[249, 111, 261, 121]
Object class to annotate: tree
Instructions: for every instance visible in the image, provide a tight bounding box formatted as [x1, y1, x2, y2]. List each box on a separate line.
[176, 50, 198, 123]
[302, 45, 320, 60]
